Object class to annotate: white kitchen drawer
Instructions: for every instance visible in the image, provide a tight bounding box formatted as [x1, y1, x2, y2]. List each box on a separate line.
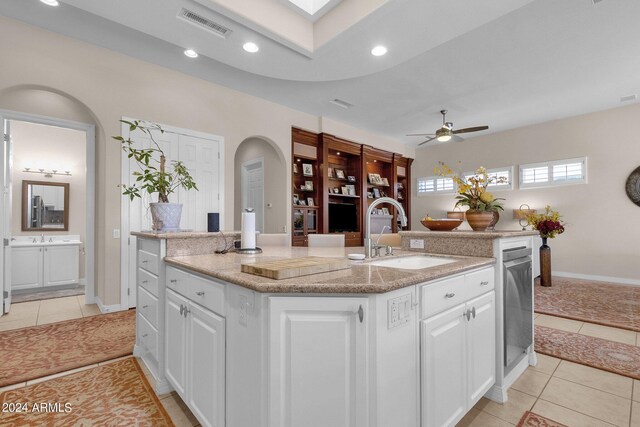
[138, 285, 159, 328]
[138, 249, 159, 276]
[138, 268, 159, 297]
[464, 267, 495, 300]
[421, 275, 466, 319]
[167, 266, 226, 317]
[138, 312, 158, 361]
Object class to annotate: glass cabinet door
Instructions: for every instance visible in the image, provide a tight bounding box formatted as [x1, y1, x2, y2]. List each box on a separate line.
[306, 209, 317, 234]
[293, 209, 305, 237]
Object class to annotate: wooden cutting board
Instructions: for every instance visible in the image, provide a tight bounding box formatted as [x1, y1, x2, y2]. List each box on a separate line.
[241, 256, 351, 280]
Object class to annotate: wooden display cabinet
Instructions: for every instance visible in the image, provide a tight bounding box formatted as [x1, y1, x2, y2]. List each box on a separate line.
[363, 146, 397, 233]
[394, 155, 413, 231]
[292, 128, 322, 246]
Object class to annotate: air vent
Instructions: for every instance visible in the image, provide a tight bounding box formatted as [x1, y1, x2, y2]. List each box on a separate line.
[177, 8, 232, 39]
[330, 99, 353, 109]
[621, 94, 637, 103]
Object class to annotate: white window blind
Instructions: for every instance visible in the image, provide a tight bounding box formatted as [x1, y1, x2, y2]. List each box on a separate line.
[464, 166, 514, 190]
[417, 176, 455, 195]
[520, 157, 586, 188]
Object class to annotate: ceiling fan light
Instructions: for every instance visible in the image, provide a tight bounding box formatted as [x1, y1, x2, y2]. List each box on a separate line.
[437, 134, 452, 142]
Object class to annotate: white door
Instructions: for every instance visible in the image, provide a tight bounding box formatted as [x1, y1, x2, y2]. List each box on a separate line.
[421, 304, 467, 427]
[187, 302, 225, 427]
[165, 288, 188, 399]
[43, 245, 79, 286]
[1, 118, 12, 314]
[242, 159, 264, 233]
[466, 291, 496, 408]
[269, 297, 369, 427]
[11, 246, 43, 290]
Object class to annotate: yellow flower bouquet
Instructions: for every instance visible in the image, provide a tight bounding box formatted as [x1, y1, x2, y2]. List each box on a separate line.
[434, 162, 507, 212]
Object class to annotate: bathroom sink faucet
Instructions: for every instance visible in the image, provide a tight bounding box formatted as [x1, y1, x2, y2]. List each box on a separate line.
[364, 197, 407, 258]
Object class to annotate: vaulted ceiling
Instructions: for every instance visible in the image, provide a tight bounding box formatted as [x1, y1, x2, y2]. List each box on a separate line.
[2, 0, 639, 147]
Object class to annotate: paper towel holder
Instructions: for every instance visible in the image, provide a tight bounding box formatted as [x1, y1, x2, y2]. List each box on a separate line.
[236, 208, 263, 254]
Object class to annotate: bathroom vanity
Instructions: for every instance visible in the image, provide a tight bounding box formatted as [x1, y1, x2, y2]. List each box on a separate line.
[133, 230, 535, 427]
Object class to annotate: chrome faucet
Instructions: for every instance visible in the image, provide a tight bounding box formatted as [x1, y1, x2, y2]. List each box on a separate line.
[364, 197, 407, 258]
[40, 233, 45, 243]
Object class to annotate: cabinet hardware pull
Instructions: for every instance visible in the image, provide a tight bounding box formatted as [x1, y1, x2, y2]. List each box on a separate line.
[184, 308, 190, 317]
[444, 292, 455, 299]
[170, 279, 177, 283]
[196, 291, 205, 296]
[471, 306, 476, 319]
[142, 333, 148, 338]
[142, 260, 148, 263]
[357, 305, 364, 323]
[179, 304, 184, 315]
[142, 280, 148, 284]
[480, 281, 489, 286]
[142, 304, 148, 309]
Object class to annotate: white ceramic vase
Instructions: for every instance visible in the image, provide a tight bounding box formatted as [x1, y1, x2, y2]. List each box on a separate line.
[149, 202, 182, 231]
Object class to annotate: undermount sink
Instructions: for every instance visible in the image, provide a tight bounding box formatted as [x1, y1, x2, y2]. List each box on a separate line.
[370, 255, 457, 270]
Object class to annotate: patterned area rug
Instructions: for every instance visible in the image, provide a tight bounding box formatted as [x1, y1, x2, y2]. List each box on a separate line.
[535, 277, 640, 332]
[0, 310, 136, 387]
[0, 358, 174, 426]
[535, 325, 640, 380]
[517, 411, 568, 427]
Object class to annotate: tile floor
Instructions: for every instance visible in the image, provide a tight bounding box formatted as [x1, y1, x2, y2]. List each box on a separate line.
[1, 300, 638, 427]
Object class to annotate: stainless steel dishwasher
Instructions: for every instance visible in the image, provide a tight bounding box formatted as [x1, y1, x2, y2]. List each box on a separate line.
[503, 246, 533, 376]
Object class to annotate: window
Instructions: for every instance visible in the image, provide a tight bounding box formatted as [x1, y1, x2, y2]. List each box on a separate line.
[519, 157, 587, 189]
[417, 176, 455, 195]
[464, 166, 514, 191]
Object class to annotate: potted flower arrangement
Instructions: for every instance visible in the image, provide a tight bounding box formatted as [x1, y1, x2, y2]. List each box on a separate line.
[526, 205, 565, 287]
[435, 162, 507, 231]
[114, 120, 198, 231]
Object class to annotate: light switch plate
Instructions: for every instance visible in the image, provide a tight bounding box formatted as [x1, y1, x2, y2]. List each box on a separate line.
[388, 293, 412, 329]
[409, 239, 424, 249]
[113, 229, 120, 239]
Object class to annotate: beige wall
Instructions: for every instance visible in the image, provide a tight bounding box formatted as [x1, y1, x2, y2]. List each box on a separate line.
[234, 137, 287, 234]
[0, 16, 407, 305]
[411, 104, 640, 282]
[10, 121, 86, 279]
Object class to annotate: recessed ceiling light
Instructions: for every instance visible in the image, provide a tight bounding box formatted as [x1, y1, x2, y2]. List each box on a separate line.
[184, 49, 198, 58]
[40, 0, 59, 6]
[371, 45, 388, 57]
[243, 42, 259, 53]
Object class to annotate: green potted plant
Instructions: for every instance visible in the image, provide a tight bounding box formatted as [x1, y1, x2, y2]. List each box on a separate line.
[435, 162, 506, 231]
[114, 120, 198, 231]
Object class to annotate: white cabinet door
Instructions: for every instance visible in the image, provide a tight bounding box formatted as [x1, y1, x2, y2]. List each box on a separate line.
[187, 302, 225, 427]
[466, 291, 496, 408]
[269, 297, 369, 427]
[11, 246, 43, 289]
[43, 245, 79, 286]
[421, 303, 467, 427]
[165, 289, 188, 399]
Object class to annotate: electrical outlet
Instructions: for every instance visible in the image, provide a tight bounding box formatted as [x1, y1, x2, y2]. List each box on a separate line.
[409, 239, 424, 249]
[113, 229, 120, 239]
[388, 293, 412, 329]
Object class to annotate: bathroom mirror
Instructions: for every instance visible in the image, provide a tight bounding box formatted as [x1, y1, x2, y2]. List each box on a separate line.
[22, 180, 69, 231]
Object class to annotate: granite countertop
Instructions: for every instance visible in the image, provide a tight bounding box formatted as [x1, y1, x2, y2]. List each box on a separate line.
[399, 230, 539, 239]
[164, 247, 495, 294]
[132, 230, 241, 239]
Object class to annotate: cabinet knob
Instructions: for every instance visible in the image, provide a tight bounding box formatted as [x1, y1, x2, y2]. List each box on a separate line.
[196, 291, 205, 296]
[464, 309, 471, 321]
[471, 306, 476, 319]
[444, 292, 455, 299]
[142, 304, 149, 309]
[142, 280, 148, 284]
[357, 305, 364, 323]
[142, 260, 148, 263]
[142, 333, 148, 338]
[179, 304, 184, 315]
[184, 307, 190, 317]
[170, 279, 177, 283]
[480, 281, 489, 286]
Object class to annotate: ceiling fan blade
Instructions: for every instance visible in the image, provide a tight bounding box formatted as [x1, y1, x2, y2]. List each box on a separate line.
[452, 126, 489, 134]
[418, 136, 437, 146]
[406, 133, 435, 136]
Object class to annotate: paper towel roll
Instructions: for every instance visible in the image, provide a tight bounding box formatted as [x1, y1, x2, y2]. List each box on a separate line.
[241, 210, 256, 249]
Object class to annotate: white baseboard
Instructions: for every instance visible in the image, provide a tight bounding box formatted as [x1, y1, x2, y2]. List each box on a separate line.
[95, 296, 122, 313]
[553, 271, 640, 286]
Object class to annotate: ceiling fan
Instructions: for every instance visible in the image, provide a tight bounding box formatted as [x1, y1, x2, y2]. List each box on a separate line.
[407, 110, 489, 146]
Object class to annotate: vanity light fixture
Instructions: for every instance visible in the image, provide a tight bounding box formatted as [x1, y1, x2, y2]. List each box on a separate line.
[243, 42, 259, 53]
[24, 167, 72, 178]
[371, 45, 388, 57]
[513, 203, 536, 231]
[184, 49, 199, 58]
[40, 0, 60, 6]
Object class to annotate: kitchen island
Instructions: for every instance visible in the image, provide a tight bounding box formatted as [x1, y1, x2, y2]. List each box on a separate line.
[133, 230, 534, 427]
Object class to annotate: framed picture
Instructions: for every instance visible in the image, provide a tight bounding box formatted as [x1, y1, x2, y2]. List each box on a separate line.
[293, 194, 299, 205]
[302, 163, 313, 177]
[328, 167, 335, 178]
[341, 186, 349, 195]
[374, 174, 383, 185]
[381, 177, 389, 186]
[380, 190, 387, 197]
[397, 192, 403, 200]
[336, 169, 346, 179]
[307, 197, 314, 206]
[377, 209, 384, 215]
[300, 185, 306, 190]
[333, 187, 340, 194]
[367, 191, 373, 198]
[368, 173, 376, 184]
[293, 163, 298, 174]
[347, 175, 356, 182]
[381, 207, 390, 215]
[373, 188, 381, 198]
[305, 181, 314, 191]
[299, 200, 307, 206]
[345, 184, 356, 195]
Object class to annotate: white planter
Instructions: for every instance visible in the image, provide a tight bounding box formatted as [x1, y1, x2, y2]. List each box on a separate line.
[150, 203, 182, 231]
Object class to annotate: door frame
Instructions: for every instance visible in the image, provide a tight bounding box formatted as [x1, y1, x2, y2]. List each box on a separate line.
[119, 117, 225, 310]
[241, 157, 265, 233]
[0, 109, 96, 305]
